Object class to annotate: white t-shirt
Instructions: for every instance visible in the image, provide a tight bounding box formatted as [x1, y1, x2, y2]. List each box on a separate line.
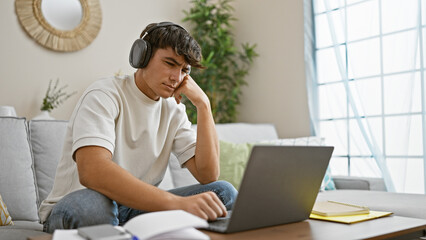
[39, 75, 196, 222]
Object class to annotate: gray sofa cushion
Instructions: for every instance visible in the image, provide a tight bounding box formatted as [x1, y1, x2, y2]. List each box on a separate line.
[316, 190, 426, 219]
[0, 221, 42, 231]
[0, 228, 48, 240]
[29, 120, 68, 205]
[0, 117, 39, 221]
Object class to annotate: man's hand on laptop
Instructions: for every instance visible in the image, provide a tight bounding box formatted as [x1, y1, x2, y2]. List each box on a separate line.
[174, 191, 227, 221]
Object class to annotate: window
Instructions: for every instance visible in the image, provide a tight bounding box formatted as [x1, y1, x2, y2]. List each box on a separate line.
[311, 0, 426, 193]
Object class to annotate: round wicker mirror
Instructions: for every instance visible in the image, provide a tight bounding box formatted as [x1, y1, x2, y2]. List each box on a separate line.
[15, 0, 102, 52]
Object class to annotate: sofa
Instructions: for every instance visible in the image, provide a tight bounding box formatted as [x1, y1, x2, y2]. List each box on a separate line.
[1, 116, 426, 240]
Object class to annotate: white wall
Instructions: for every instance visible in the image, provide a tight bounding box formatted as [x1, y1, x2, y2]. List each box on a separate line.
[233, 0, 310, 138]
[0, 0, 310, 138]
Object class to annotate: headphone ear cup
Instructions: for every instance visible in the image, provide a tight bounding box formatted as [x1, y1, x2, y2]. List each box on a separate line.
[129, 39, 152, 68]
[140, 42, 152, 68]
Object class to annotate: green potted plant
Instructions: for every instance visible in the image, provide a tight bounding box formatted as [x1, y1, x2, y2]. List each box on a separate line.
[182, 0, 258, 123]
[34, 79, 77, 119]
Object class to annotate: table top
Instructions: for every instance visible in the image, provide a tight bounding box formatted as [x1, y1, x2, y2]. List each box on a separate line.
[202, 215, 426, 240]
[29, 215, 426, 240]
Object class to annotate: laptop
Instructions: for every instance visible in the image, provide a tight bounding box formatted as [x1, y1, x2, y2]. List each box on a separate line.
[206, 145, 334, 233]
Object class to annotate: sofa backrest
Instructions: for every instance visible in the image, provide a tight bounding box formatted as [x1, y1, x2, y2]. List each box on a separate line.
[209, 123, 279, 143]
[332, 176, 387, 191]
[0, 117, 67, 222]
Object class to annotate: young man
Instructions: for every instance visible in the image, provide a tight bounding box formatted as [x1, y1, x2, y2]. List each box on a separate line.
[39, 22, 237, 233]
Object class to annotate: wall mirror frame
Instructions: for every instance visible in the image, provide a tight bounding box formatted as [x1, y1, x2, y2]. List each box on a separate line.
[15, 0, 102, 52]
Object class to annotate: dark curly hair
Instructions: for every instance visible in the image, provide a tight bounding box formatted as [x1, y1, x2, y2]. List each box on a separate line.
[140, 23, 205, 69]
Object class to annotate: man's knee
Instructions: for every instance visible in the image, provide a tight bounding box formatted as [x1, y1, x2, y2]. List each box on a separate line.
[209, 180, 238, 210]
[44, 189, 118, 233]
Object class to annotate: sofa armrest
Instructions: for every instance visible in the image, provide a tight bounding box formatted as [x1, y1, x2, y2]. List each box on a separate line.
[332, 176, 387, 191]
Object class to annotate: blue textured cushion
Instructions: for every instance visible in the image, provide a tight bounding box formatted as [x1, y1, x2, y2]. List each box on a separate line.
[322, 167, 336, 190]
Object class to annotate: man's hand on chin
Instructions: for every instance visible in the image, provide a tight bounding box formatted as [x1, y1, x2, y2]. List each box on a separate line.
[173, 75, 209, 107]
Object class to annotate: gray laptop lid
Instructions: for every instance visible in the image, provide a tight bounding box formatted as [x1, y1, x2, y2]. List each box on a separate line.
[221, 145, 333, 233]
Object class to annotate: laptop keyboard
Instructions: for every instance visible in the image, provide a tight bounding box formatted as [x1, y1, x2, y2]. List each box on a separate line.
[207, 217, 230, 232]
[206, 211, 232, 232]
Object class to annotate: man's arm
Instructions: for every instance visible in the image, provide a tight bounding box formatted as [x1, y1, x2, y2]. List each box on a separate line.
[173, 75, 220, 184]
[75, 146, 226, 220]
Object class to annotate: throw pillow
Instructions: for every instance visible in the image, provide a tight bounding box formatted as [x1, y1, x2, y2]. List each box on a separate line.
[0, 117, 39, 221]
[322, 167, 335, 190]
[258, 137, 336, 190]
[218, 140, 254, 190]
[0, 194, 13, 226]
[29, 120, 68, 204]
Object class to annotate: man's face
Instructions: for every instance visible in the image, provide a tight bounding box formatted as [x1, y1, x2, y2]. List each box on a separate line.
[138, 47, 190, 101]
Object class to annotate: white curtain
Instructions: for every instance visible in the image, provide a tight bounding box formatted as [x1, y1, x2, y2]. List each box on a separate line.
[306, 0, 426, 193]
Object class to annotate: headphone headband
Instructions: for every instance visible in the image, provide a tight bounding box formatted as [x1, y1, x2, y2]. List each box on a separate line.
[141, 22, 186, 39]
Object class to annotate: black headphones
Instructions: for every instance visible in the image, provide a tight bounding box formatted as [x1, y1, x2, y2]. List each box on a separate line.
[129, 22, 187, 69]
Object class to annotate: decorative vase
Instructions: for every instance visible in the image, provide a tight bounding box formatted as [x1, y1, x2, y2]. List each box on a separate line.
[33, 110, 55, 120]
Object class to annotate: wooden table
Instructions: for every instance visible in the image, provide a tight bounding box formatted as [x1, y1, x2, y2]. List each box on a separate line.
[29, 215, 426, 240]
[202, 216, 426, 240]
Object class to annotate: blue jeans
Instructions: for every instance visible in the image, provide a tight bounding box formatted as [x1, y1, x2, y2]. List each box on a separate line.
[43, 180, 237, 233]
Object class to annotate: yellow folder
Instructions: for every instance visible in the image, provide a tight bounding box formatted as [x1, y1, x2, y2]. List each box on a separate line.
[309, 210, 393, 224]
